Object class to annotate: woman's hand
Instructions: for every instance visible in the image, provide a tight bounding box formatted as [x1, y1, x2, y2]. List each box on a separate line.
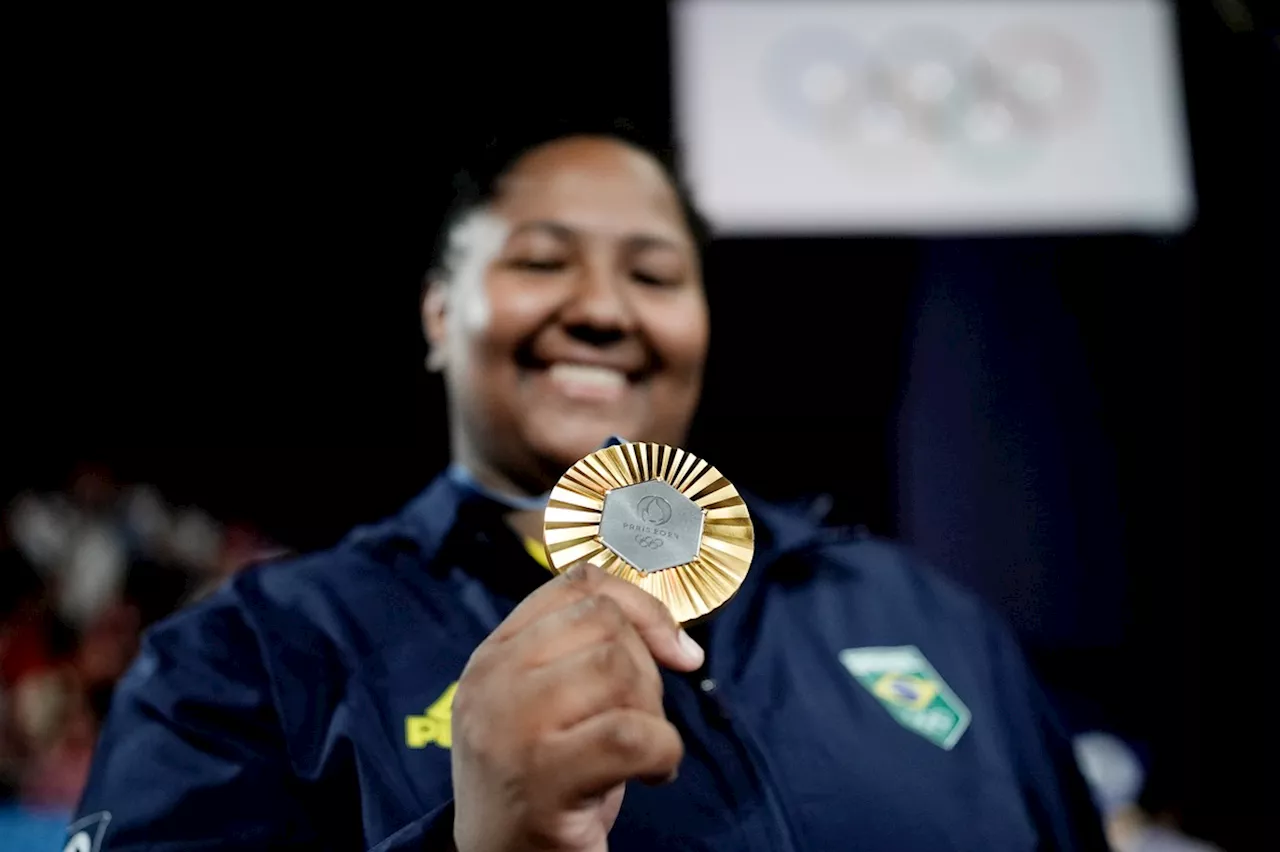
[450, 562, 705, 852]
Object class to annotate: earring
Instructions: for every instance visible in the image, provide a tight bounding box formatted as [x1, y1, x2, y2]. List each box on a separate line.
[425, 350, 446, 372]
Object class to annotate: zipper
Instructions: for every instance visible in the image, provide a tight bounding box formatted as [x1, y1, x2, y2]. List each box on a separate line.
[698, 677, 802, 852]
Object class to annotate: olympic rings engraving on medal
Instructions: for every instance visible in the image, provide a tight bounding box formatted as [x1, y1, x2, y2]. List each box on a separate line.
[544, 442, 755, 621]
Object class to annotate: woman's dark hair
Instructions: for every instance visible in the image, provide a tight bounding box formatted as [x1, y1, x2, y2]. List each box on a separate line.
[427, 116, 712, 281]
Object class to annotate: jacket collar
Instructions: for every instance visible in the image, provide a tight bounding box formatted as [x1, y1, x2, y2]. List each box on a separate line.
[396, 471, 835, 681]
[402, 472, 825, 567]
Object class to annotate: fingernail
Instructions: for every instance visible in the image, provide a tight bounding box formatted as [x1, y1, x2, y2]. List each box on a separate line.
[677, 630, 705, 668]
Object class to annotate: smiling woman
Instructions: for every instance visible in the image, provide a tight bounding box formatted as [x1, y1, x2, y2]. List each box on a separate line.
[70, 117, 1109, 852]
[421, 121, 712, 509]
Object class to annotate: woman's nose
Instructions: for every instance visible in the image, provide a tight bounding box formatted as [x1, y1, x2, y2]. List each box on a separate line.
[560, 262, 637, 340]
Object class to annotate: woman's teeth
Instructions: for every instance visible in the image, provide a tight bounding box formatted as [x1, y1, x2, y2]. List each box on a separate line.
[546, 363, 628, 401]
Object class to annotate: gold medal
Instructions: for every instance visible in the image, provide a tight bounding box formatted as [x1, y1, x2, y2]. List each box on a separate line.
[542, 441, 754, 624]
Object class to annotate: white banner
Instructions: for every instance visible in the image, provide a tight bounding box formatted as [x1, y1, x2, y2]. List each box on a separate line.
[672, 0, 1195, 234]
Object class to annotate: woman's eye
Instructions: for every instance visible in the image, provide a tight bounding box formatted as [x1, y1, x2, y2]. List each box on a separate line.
[632, 269, 675, 287]
[512, 258, 566, 273]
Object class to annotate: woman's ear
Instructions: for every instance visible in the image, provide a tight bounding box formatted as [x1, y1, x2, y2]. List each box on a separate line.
[422, 277, 449, 372]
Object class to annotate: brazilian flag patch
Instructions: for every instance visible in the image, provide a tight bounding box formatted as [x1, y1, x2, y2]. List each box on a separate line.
[839, 645, 971, 750]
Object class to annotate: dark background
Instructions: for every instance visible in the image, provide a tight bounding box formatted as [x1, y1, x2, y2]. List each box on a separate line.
[6, 3, 1275, 847]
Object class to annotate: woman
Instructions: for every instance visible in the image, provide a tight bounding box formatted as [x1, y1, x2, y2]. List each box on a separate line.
[70, 121, 1106, 851]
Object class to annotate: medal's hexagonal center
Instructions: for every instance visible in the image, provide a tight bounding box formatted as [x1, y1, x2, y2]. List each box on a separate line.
[599, 480, 704, 574]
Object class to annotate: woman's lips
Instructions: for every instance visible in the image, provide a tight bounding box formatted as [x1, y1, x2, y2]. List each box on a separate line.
[543, 362, 630, 402]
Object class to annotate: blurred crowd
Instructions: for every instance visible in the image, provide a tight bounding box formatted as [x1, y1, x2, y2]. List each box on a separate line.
[0, 464, 284, 821]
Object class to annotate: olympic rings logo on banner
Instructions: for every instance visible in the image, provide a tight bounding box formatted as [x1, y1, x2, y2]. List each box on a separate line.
[634, 535, 665, 550]
[761, 22, 1096, 176]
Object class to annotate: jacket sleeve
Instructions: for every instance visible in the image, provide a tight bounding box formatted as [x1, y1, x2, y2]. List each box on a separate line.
[70, 587, 463, 851]
[69, 591, 327, 850]
[987, 619, 1111, 852]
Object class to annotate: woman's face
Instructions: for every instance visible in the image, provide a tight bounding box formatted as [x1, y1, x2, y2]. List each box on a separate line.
[425, 136, 709, 491]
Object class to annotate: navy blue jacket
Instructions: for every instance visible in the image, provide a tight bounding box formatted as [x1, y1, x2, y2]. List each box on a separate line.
[71, 474, 1106, 851]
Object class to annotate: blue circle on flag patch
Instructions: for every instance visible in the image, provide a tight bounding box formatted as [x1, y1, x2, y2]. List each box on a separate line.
[892, 680, 920, 702]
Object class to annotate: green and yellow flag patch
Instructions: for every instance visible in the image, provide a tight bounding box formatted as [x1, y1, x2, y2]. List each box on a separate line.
[839, 646, 971, 750]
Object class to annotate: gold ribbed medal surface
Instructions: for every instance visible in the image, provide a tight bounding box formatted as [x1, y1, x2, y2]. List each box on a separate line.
[542, 442, 754, 624]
